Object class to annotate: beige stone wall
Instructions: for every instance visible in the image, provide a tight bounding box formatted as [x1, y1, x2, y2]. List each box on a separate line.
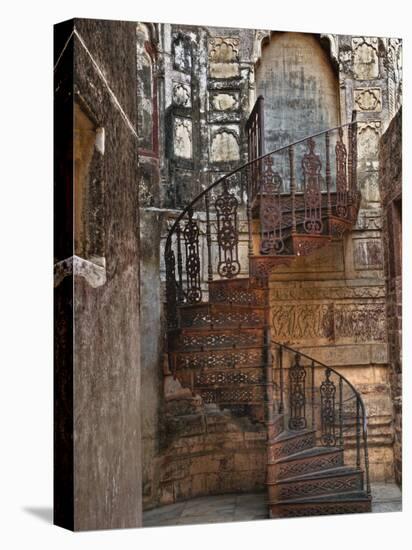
[268, 220, 394, 481]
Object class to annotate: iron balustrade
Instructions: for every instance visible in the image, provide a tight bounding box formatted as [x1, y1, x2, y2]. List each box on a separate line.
[271, 341, 371, 498]
[165, 105, 359, 329]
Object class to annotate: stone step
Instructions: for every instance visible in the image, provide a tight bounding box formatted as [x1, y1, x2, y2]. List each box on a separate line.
[267, 446, 344, 482]
[269, 491, 372, 518]
[267, 466, 363, 501]
[208, 278, 268, 306]
[169, 327, 265, 352]
[170, 347, 267, 372]
[267, 430, 317, 461]
[178, 303, 266, 329]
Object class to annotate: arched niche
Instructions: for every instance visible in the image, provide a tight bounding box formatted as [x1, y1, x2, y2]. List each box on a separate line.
[255, 32, 340, 152]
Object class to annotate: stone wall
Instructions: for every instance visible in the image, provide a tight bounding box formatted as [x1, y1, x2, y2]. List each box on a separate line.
[139, 25, 403, 505]
[54, 18, 142, 530]
[379, 108, 402, 485]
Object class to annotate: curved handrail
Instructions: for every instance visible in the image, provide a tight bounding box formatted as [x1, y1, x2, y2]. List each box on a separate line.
[165, 119, 357, 251]
[271, 338, 371, 497]
[271, 339, 367, 432]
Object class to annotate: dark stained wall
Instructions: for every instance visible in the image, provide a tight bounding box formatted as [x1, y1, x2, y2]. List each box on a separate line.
[256, 32, 340, 152]
[54, 18, 142, 531]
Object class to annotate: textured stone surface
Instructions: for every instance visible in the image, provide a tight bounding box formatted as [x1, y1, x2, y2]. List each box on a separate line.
[143, 483, 401, 527]
[54, 18, 142, 531]
[379, 109, 402, 486]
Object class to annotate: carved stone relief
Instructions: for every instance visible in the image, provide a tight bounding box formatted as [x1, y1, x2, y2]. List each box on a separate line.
[173, 33, 192, 72]
[210, 92, 239, 112]
[173, 117, 192, 159]
[354, 88, 382, 112]
[272, 304, 334, 341]
[210, 129, 240, 162]
[208, 37, 240, 78]
[334, 304, 386, 342]
[172, 82, 191, 107]
[208, 37, 239, 63]
[386, 38, 402, 117]
[352, 37, 379, 80]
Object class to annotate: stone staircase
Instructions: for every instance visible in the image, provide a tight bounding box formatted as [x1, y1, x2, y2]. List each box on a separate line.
[267, 417, 370, 517]
[164, 103, 371, 518]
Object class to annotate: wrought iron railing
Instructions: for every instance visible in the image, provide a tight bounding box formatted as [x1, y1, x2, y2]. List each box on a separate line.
[164, 107, 359, 329]
[271, 341, 371, 497]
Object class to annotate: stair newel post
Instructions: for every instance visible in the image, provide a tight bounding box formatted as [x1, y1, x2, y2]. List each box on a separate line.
[176, 221, 184, 303]
[356, 398, 361, 469]
[339, 377, 343, 447]
[325, 131, 332, 220]
[289, 145, 297, 233]
[311, 360, 315, 430]
[278, 345, 284, 414]
[204, 193, 213, 284]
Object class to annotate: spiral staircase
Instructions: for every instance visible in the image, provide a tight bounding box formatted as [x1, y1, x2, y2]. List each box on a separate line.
[164, 97, 371, 518]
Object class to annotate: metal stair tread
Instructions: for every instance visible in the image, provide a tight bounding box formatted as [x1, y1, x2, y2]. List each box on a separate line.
[268, 445, 343, 465]
[270, 465, 362, 485]
[270, 490, 371, 505]
[269, 429, 316, 444]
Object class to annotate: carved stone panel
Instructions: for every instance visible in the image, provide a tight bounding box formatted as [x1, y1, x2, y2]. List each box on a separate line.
[173, 117, 192, 159]
[210, 128, 240, 162]
[353, 238, 383, 270]
[352, 37, 379, 80]
[208, 37, 240, 79]
[208, 37, 239, 63]
[173, 33, 192, 72]
[334, 304, 386, 343]
[209, 92, 239, 112]
[172, 82, 191, 107]
[354, 88, 382, 112]
[272, 304, 334, 342]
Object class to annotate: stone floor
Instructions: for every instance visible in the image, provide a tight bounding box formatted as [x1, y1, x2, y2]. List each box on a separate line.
[143, 483, 402, 528]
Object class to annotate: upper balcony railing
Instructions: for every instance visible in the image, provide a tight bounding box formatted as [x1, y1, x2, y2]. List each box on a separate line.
[164, 97, 360, 329]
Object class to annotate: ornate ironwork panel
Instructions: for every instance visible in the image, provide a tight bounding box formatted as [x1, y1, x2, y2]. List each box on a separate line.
[335, 127, 348, 218]
[259, 156, 285, 254]
[288, 353, 307, 430]
[302, 138, 323, 234]
[320, 368, 337, 446]
[183, 207, 202, 303]
[215, 181, 241, 278]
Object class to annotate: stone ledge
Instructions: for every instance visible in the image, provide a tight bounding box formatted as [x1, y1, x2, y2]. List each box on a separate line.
[54, 255, 106, 288]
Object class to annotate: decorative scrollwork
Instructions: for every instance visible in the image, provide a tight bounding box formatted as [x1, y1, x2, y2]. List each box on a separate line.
[335, 127, 348, 218]
[183, 207, 202, 303]
[288, 353, 307, 430]
[302, 138, 323, 234]
[259, 156, 285, 254]
[320, 368, 337, 446]
[215, 181, 241, 278]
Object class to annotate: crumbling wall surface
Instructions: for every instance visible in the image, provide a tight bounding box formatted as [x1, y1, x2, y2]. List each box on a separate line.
[379, 108, 402, 485]
[54, 18, 142, 531]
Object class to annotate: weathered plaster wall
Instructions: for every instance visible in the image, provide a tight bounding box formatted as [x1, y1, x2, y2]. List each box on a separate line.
[54, 18, 142, 531]
[139, 26, 402, 504]
[379, 108, 402, 485]
[256, 32, 340, 151]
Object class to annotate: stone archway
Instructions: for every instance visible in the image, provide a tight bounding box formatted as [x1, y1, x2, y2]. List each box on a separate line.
[255, 32, 340, 152]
